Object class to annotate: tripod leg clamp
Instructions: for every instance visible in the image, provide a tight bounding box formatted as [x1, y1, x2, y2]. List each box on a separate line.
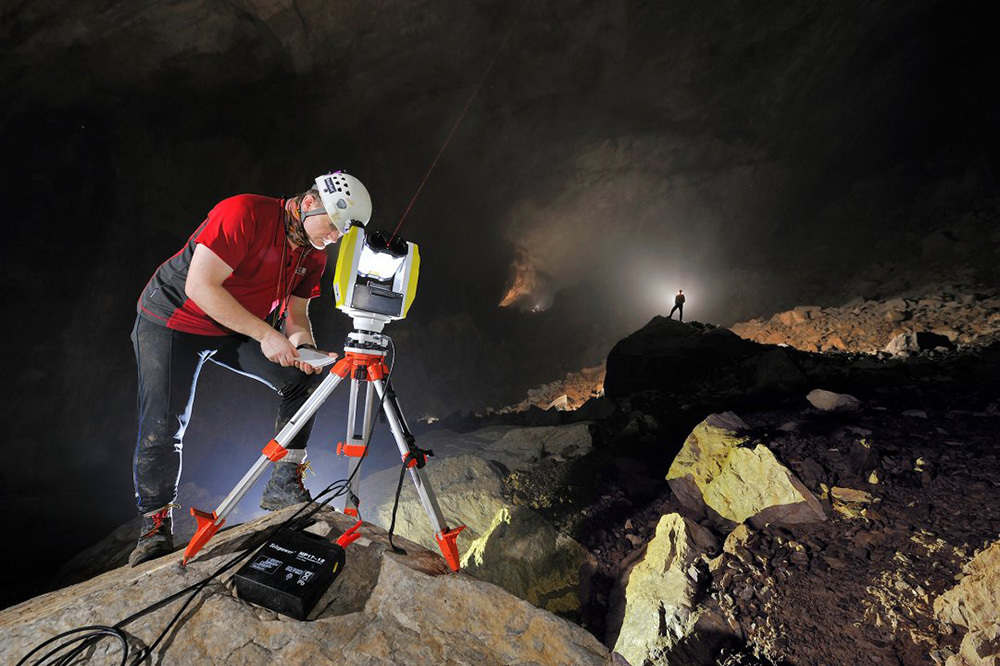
[402, 448, 433, 469]
[367, 361, 387, 381]
[262, 439, 288, 461]
[331, 357, 353, 379]
[337, 441, 369, 457]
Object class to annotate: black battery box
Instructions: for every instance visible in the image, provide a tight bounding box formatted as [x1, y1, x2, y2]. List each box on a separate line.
[233, 528, 346, 620]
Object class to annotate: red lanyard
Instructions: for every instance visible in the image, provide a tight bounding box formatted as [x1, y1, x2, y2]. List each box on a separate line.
[271, 200, 309, 329]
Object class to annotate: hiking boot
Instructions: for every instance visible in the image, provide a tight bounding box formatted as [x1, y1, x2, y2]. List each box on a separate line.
[260, 461, 312, 511]
[128, 506, 175, 567]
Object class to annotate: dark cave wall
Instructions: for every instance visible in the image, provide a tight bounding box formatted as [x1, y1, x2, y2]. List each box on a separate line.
[2, 0, 999, 606]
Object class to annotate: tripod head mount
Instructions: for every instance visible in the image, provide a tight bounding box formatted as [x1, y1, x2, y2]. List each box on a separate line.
[344, 325, 390, 357]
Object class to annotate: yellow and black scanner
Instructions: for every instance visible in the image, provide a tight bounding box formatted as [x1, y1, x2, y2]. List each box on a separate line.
[333, 226, 419, 323]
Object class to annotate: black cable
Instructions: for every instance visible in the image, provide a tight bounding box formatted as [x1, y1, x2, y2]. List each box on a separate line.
[18, 335, 399, 665]
[381, 336, 432, 554]
[119, 471, 366, 665]
[18, 476, 359, 666]
[16, 627, 128, 666]
[386, 460, 409, 554]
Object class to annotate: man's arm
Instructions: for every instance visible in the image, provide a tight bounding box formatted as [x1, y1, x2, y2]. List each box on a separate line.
[185, 244, 299, 367]
[284, 296, 316, 349]
[285, 296, 337, 375]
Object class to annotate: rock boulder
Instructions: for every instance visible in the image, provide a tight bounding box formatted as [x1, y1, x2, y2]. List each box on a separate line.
[461, 506, 595, 616]
[666, 413, 825, 529]
[935, 540, 1000, 666]
[807, 388, 862, 412]
[0, 507, 610, 665]
[609, 513, 731, 665]
[885, 331, 955, 355]
[604, 317, 803, 402]
[361, 424, 595, 615]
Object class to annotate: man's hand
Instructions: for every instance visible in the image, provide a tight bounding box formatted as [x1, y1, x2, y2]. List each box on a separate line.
[260, 329, 299, 367]
[292, 351, 339, 375]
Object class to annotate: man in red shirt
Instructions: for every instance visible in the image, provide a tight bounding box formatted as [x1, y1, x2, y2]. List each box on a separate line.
[130, 172, 372, 566]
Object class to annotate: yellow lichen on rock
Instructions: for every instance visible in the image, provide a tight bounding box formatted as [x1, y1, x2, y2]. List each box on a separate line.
[460, 505, 593, 616]
[461, 506, 512, 569]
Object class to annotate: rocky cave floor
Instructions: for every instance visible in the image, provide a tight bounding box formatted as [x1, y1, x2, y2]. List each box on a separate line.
[18, 283, 1000, 665]
[494, 349, 1000, 665]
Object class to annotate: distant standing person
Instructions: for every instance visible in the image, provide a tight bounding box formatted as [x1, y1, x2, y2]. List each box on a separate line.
[669, 289, 685, 321]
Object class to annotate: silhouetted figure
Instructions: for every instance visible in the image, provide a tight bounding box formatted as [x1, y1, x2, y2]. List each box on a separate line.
[669, 289, 686, 321]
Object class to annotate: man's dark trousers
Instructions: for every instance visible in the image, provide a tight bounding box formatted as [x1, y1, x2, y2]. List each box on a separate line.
[669, 304, 683, 321]
[131, 315, 323, 514]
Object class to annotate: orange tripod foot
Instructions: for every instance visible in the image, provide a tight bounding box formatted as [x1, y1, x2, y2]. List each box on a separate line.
[183, 508, 225, 565]
[435, 525, 467, 571]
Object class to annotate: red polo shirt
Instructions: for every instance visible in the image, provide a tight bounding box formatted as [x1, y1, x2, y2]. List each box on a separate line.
[138, 194, 326, 336]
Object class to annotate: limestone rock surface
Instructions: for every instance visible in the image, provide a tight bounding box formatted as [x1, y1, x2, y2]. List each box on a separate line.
[666, 413, 825, 528]
[361, 424, 595, 614]
[411, 423, 595, 470]
[460, 505, 595, 616]
[0, 507, 610, 666]
[53, 482, 232, 588]
[609, 513, 731, 666]
[935, 540, 1000, 666]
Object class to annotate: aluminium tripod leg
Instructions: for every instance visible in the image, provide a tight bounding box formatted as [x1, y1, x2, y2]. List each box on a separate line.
[370, 377, 466, 571]
[338, 378, 376, 516]
[183, 366, 348, 563]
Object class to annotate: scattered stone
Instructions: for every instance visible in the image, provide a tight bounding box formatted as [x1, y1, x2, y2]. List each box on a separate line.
[830, 487, 875, 504]
[832, 502, 867, 520]
[731, 283, 1000, 355]
[789, 550, 809, 566]
[547, 394, 571, 411]
[824, 335, 848, 351]
[886, 331, 955, 356]
[807, 389, 862, 412]
[498, 364, 607, 414]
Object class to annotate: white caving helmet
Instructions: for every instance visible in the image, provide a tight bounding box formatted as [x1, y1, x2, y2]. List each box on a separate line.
[314, 171, 372, 233]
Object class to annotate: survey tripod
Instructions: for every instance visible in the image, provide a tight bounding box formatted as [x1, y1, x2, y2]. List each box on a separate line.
[181, 321, 466, 570]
